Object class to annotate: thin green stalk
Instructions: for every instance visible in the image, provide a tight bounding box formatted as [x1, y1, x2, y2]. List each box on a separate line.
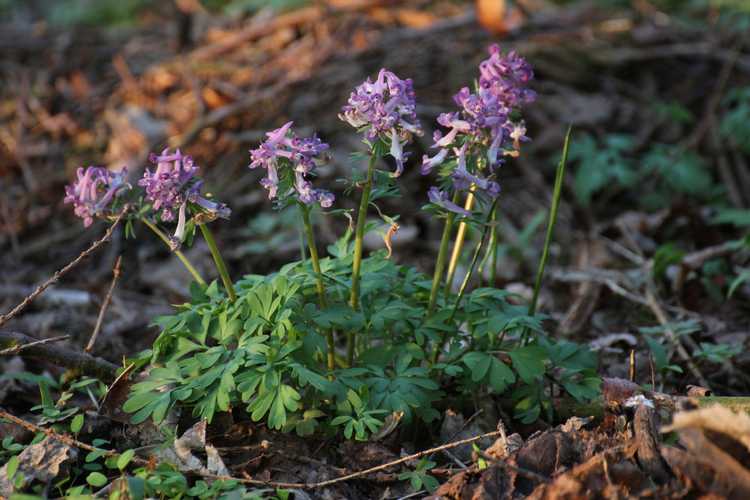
[444, 188, 476, 296]
[489, 208, 499, 286]
[198, 223, 236, 302]
[141, 218, 206, 286]
[477, 204, 499, 286]
[432, 199, 498, 363]
[528, 126, 571, 318]
[427, 191, 460, 314]
[348, 153, 378, 366]
[300, 204, 335, 372]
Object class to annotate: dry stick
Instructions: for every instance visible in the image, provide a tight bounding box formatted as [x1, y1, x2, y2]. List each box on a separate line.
[0, 331, 119, 382]
[0, 410, 148, 464]
[644, 287, 711, 390]
[85, 256, 122, 353]
[0, 208, 127, 328]
[681, 239, 740, 270]
[0, 408, 502, 490]
[202, 429, 505, 489]
[190, 6, 322, 61]
[0, 334, 70, 356]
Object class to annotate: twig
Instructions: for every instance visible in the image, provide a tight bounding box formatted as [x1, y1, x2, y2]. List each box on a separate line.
[0, 409, 151, 470]
[190, 7, 322, 61]
[203, 429, 505, 489]
[0, 334, 70, 356]
[680, 240, 740, 270]
[644, 288, 711, 390]
[0, 208, 127, 327]
[0, 331, 119, 382]
[0, 408, 502, 490]
[86, 256, 122, 353]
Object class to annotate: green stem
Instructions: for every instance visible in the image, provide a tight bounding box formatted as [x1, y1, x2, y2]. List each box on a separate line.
[348, 153, 378, 366]
[141, 218, 206, 286]
[198, 223, 236, 302]
[444, 188, 476, 296]
[477, 204, 499, 286]
[528, 126, 571, 318]
[432, 199, 497, 364]
[489, 206, 499, 286]
[427, 191, 460, 315]
[300, 204, 335, 372]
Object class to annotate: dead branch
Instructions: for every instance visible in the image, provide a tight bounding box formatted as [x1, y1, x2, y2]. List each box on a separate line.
[0, 409, 146, 463]
[645, 287, 711, 390]
[0, 334, 70, 356]
[190, 6, 322, 61]
[85, 256, 122, 353]
[0, 331, 119, 382]
[0, 407, 503, 490]
[0, 208, 127, 328]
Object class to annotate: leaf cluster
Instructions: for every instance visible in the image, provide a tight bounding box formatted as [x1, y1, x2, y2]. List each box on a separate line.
[125, 248, 601, 436]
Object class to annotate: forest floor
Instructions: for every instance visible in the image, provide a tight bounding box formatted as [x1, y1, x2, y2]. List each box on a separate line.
[1, 0, 750, 498]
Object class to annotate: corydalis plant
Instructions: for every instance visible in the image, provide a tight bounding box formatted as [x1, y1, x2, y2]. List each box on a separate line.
[423, 45, 535, 325]
[250, 122, 336, 370]
[248, 121, 334, 208]
[111, 47, 598, 444]
[140, 149, 231, 243]
[339, 68, 422, 177]
[340, 68, 422, 366]
[63, 149, 234, 292]
[64, 166, 130, 227]
[139, 148, 235, 299]
[423, 46, 535, 208]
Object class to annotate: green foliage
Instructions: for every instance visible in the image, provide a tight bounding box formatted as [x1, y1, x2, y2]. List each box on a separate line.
[639, 321, 703, 377]
[213, 0, 308, 16]
[720, 86, 750, 153]
[569, 133, 637, 206]
[126, 240, 600, 437]
[728, 268, 750, 298]
[2, 435, 23, 453]
[237, 208, 301, 258]
[642, 145, 714, 198]
[652, 243, 685, 280]
[330, 390, 388, 440]
[46, 0, 151, 27]
[694, 342, 742, 364]
[712, 207, 750, 227]
[86, 471, 108, 487]
[568, 133, 718, 208]
[398, 458, 440, 492]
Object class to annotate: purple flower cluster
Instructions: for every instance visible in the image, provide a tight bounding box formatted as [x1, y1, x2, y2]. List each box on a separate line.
[139, 149, 230, 220]
[478, 46, 535, 109]
[249, 122, 334, 208]
[423, 45, 535, 216]
[64, 166, 130, 227]
[139, 149, 230, 241]
[339, 69, 422, 177]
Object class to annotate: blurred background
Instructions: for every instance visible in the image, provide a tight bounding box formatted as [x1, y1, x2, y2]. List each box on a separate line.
[1, 0, 750, 392]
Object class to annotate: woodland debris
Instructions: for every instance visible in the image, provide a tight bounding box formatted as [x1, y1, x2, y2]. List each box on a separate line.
[0, 437, 77, 497]
[632, 403, 670, 483]
[663, 404, 750, 453]
[0, 331, 119, 382]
